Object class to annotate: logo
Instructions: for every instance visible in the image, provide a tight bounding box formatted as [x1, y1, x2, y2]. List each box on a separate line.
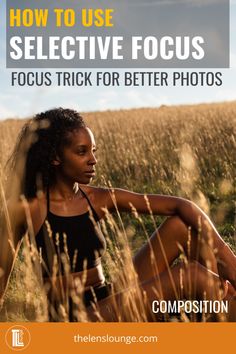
[5, 326, 31, 351]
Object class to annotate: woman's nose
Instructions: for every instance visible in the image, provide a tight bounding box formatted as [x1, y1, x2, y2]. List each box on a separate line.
[89, 152, 97, 165]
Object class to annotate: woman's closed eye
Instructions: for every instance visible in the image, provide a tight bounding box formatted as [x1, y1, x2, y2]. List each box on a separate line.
[76, 146, 98, 155]
[77, 148, 86, 155]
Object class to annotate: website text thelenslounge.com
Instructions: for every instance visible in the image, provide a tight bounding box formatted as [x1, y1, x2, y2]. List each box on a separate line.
[74, 334, 158, 345]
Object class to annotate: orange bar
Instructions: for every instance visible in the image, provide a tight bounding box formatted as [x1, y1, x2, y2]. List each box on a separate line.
[0, 323, 236, 354]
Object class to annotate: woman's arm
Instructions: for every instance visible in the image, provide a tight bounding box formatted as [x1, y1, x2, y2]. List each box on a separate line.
[103, 188, 226, 249]
[0, 195, 47, 302]
[0, 200, 26, 302]
[101, 187, 236, 286]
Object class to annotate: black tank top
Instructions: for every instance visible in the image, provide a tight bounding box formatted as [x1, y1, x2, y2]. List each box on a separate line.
[35, 188, 106, 277]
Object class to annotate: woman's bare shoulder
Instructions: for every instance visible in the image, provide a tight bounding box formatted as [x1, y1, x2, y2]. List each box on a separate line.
[80, 184, 109, 198]
[79, 185, 112, 210]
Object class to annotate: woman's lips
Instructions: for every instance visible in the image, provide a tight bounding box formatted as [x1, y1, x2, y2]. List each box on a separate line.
[84, 171, 95, 177]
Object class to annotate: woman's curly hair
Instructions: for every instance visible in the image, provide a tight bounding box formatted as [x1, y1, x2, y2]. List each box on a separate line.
[8, 108, 86, 198]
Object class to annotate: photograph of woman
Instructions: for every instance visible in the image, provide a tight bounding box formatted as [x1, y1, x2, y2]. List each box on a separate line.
[0, 107, 236, 322]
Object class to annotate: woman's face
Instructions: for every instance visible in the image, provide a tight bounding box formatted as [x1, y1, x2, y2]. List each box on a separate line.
[54, 127, 97, 185]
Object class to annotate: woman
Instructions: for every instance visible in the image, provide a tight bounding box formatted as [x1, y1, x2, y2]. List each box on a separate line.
[1, 107, 236, 321]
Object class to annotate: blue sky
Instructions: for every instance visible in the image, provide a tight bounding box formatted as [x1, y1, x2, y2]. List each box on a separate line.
[0, 0, 236, 120]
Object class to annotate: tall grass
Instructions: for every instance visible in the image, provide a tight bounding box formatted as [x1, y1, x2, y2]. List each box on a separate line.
[0, 101, 235, 321]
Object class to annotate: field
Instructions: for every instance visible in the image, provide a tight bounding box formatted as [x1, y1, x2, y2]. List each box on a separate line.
[0, 101, 236, 321]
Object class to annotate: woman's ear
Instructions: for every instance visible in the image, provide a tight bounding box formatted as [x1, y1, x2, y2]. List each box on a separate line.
[51, 156, 61, 166]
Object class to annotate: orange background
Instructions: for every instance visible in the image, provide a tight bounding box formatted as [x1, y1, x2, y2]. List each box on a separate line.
[0, 323, 236, 354]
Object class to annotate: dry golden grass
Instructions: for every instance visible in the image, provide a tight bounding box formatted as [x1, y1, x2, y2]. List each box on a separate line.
[0, 101, 235, 322]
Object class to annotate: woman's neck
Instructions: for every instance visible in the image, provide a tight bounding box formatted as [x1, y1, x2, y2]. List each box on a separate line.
[50, 181, 80, 201]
